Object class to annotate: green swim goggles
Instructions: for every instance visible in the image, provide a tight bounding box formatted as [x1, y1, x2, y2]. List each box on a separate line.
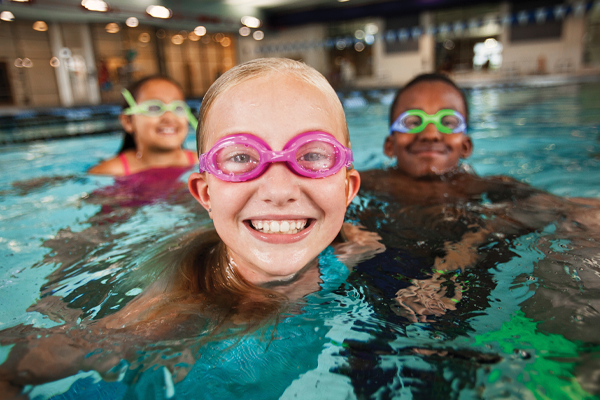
[121, 89, 198, 131]
[389, 109, 467, 135]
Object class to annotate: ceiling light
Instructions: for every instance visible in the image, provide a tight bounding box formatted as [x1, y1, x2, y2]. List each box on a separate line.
[221, 37, 231, 47]
[365, 23, 378, 35]
[338, 0, 350, 2]
[241, 16, 260, 28]
[194, 26, 206, 36]
[188, 32, 199, 41]
[81, 0, 108, 12]
[32, 21, 48, 32]
[239, 26, 251, 36]
[126, 17, 139, 27]
[146, 5, 171, 19]
[105, 22, 119, 33]
[139, 32, 151, 43]
[171, 34, 184, 45]
[252, 30, 264, 41]
[1, 11, 15, 21]
[9, 0, 30, 2]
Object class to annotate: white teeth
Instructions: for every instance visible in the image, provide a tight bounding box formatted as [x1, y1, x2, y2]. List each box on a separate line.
[271, 221, 280, 233]
[280, 221, 289, 232]
[250, 219, 308, 234]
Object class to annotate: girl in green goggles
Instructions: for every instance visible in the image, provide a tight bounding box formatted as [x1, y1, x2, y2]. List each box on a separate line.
[89, 76, 198, 176]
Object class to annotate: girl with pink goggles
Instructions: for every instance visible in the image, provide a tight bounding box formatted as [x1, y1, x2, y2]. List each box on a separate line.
[198, 131, 354, 182]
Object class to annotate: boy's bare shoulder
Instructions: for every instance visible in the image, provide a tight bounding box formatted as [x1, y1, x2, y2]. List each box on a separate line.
[88, 156, 125, 176]
[358, 169, 397, 191]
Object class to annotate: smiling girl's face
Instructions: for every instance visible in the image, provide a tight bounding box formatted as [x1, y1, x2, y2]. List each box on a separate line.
[120, 79, 189, 153]
[188, 73, 360, 284]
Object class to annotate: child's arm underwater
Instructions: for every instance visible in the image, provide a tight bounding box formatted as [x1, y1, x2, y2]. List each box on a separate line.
[332, 223, 385, 270]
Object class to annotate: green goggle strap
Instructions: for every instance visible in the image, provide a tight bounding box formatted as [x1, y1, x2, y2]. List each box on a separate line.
[121, 88, 198, 131]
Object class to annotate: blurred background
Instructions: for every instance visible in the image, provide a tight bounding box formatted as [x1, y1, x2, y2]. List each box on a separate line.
[1, 0, 599, 142]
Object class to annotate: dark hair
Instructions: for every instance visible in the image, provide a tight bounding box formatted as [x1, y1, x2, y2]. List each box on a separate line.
[389, 73, 469, 126]
[118, 75, 185, 154]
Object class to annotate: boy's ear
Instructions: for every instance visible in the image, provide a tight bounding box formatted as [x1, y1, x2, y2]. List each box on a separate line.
[119, 114, 134, 133]
[384, 136, 395, 158]
[345, 169, 361, 206]
[188, 173, 211, 216]
[460, 136, 473, 159]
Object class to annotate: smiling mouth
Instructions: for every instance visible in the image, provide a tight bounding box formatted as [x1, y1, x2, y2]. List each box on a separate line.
[410, 144, 448, 154]
[248, 219, 309, 234]
[157, 126, 178, 135]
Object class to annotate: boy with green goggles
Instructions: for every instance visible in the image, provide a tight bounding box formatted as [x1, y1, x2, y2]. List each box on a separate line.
[389, 109, 467, 135]
[122, 88, 198, 131]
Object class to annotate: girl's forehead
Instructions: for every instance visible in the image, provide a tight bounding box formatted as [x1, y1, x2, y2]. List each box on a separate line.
[205, 76, 346, 148]
[138, 80, 183, 102]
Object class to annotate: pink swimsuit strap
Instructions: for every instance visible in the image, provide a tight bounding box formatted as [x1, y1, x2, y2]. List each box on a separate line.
[185, 150, 196, 165]
[119, 153, 131, 176]
[119, 150, 194, 176]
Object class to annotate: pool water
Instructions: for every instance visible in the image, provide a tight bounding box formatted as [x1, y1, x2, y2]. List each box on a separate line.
[0, 83, 599, 399]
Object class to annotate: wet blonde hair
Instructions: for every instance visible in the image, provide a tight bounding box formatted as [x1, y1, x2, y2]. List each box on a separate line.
[196, 57, 349, 153]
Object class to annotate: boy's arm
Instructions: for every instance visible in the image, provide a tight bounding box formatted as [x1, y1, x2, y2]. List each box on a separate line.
[332, 223, 385, 270]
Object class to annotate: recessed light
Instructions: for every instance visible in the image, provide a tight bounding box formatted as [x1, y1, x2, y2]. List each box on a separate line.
[1, 11, 15, 21]
[126, 17, 139, 27]
[146, 5, 171, 19]
[81, 0, 109, 12]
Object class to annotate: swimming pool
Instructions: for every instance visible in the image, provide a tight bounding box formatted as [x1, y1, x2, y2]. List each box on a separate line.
[0, 82, 599, 399]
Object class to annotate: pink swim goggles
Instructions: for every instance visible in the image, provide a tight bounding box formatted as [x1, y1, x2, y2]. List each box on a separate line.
[198, 131, 354, 182]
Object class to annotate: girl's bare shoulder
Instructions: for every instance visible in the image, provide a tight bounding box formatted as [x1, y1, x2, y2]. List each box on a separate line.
[88, 155, 126, 176]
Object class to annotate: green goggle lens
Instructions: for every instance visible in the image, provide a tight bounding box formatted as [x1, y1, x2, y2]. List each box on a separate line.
[389, 109, 467, 135]
[121, 88, 198, 131]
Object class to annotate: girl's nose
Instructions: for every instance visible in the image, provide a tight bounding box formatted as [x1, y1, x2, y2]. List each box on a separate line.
[257, 162, 301, 206]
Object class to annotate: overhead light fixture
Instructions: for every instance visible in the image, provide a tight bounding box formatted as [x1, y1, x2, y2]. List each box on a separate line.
[139, 32, 151, 43]
[105, 22, 119, 33]
[221, 37, 231, 47]
[171, 34, 184, 45]
[81, 0, 108, 12]
[241, 16, 260, 29]
[126, 17, 139, 27]
[146, 5, 171, 19]
[252, 30, 264, 41]
[9, 0, 30, 2]
[239, 26, 251, 37]
[32, 21, 48, 32]
[194, 26, 206, 36]
[188, 32, 199, 41]
[1, 11, 15, 21]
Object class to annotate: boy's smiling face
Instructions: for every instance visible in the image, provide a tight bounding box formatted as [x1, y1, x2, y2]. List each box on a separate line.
[188, 74, 360, 284]
[385, 81, 472, 178]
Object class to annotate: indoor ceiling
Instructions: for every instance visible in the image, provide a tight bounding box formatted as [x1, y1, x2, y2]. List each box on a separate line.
[1, 0, 501, 33]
